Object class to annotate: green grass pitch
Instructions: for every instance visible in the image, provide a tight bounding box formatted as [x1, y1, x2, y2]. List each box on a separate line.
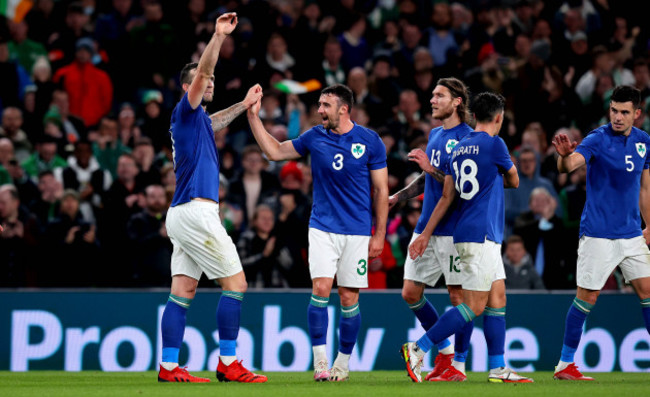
[1, 371, 648, 397]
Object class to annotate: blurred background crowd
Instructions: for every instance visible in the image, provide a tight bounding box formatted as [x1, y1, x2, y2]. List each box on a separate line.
[0, 0, 647, 290]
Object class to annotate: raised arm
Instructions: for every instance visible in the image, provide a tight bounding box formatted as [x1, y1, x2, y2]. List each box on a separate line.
[503, 165, 519, 189]
[246, 97, 301, 161]
[388, 171, 426, 208]
[369, 167, 389, 258]
[552, 133, 586, 173]
[640, 169, 650, 244]
[210, 84, 263, 133]
[187, 13, 237, 109]
[409, 174, 456, 259]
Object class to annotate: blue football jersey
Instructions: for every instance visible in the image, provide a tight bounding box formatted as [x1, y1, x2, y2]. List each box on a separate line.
[169, 93, 220, 206]
[450, 131, 513, 244]
[414, 123, 473, 236]
[575, 124, 650, 239]
[292, 123, 387, 236]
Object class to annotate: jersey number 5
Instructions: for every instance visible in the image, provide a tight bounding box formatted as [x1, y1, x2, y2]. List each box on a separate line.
[625, 155, 634, 172]
[453, 159, 480, 200]
[332, 153, 344, 170]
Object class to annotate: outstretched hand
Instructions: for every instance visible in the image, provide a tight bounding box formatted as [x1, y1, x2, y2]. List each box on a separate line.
[244, 84, 263, 108]
[552, 133, 577, 157]
[215, 12, 238, 36]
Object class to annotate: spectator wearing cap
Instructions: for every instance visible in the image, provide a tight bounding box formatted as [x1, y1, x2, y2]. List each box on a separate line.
[138, 90, 170, 153]
[43, 188, 100, 287]
[52, 37, 113, 127]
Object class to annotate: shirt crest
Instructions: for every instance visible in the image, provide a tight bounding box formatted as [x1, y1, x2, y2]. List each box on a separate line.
[351, 143, 366, 159]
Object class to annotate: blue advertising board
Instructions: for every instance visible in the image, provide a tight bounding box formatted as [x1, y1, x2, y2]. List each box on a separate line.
[1, 290, 648, 372]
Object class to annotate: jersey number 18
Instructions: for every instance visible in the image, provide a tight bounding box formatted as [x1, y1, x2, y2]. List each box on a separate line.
[452, 159, 480, 200]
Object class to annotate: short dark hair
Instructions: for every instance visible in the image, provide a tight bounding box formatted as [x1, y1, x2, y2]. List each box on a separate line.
[180, 62, 198, 86]
[437, 77, 470, 123]
[321, 84, 354, 113]
[506, 234, 524, 246]
[610, 85, 642, 109]
[471, 92, 505, 123]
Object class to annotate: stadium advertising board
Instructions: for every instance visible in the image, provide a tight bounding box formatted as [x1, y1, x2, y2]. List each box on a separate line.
[1, 291, 649, 372]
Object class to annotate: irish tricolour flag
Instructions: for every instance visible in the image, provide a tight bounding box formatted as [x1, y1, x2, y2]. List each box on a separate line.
[274, 79, 322, 94]
[0, 0, 33, 23]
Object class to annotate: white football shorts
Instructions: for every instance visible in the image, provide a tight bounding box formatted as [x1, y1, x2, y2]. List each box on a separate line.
[403, 233, 463, 286]
[308, 228, 370, 288]
[454, 239, 506, 292]
[166, 200, 242, 280]
[577, 235, 650, 290]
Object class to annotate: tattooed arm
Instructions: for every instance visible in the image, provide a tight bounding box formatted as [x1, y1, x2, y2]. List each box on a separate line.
[210, 84, 263, 134]
[388, 172, 426, 208]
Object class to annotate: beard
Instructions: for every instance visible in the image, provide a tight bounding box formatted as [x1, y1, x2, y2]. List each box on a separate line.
[433, 107, 454, 121]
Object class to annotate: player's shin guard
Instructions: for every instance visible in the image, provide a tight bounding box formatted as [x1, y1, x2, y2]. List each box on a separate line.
[454, 320, 474, 361]
[161, 294, 192, 363]
[420, 304, 475, 353]
[484, 307, 506, 370]
[308, 294, 329, 346]
[217, 291, 243, 357]
[339, 303, 361, 354]
[560, 298, 593, 363]
[641, 298, 650, 333]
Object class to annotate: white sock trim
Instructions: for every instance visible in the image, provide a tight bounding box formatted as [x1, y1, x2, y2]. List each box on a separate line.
[161, 362, 178, 371]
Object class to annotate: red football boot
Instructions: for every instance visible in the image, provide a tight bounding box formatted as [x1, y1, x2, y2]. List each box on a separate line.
[216, 359, 268, 383]
[158, 365, 210, 383]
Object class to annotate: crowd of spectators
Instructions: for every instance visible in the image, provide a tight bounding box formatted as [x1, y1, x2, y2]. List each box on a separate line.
[0, 0, 647, 291]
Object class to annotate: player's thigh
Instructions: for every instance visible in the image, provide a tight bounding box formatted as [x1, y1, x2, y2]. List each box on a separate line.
[167, 210, 203, 281]
[337, 234, 370, 288]
[433, 235, 463, 286]
[455, 240, 503, 292]
[169, 202, 242, 280]
[308, 228, 340, 279]
[619, 236, 650, 288]
[576, 236, 622, 290]
[403, 233, 443, 287]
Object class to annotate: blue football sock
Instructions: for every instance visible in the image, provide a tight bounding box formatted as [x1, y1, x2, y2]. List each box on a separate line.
[642, 298, 650, 333]
[454, 320, 474, 361]
[408, 296, 450, 351]
[217, 291, 243, 357]
[308, 294, 329, 346]
[484, 306, 506, 370]
[339, 303, 361, 354]
[417, 304, 475, 354]
[161, 294, 192, 363]
[560, 298, 593, 363]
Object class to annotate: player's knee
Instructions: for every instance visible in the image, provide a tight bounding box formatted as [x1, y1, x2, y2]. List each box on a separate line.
[448, 291, 463, 307]
[401, 288, 421, 305]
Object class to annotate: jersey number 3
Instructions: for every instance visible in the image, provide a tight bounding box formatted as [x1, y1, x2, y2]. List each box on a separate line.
[332, 153, 344, 170]
[453, 159, 480, 200]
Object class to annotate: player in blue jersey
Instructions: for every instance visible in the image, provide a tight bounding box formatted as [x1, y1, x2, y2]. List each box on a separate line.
[247, 84, 389, 381]
[401, 92, 533, 383]
[158, 13, 268, 384]
[388, 77, 475, 381]
[551, 85, 650, 381]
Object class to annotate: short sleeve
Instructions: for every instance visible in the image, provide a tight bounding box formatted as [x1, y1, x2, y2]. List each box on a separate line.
[493, 137, 514, 173]
[368, 132, 387, 170]
[575, 132, 598, 163]
[177, 93, 199, 120]
[291, 128, 315, 157]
